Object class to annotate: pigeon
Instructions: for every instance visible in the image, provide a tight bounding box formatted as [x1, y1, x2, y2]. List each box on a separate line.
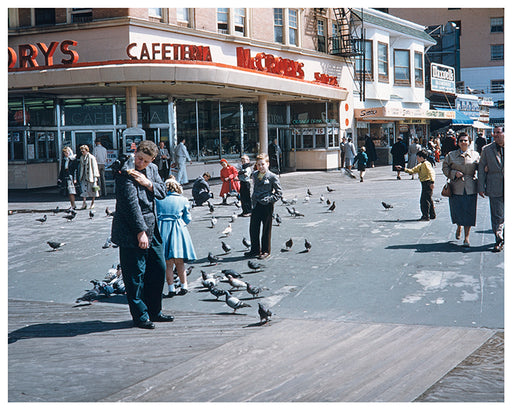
[303, 196, 310, 203]
[210, 216, 218, 228]
[284, 238, 293, 250]
[286, 206, 295, 216]
[209, 286, 226, 299]
[36, 214, 47, 223]
[319, 194, 325, 203]
[382, 201, 393, 210]
[105, 207, 114, 217]
[258, 303, 272, 324]
[226, 274, 247, 290]
[201, 270, 218, 288]
[221, 223, 232, 236]
[234, 200, 241, 209]
[225, 291, 251, 313]
[102, 237, 113, 249]
[47, 241, 65, 251]
[281, 198, 291, 206]
[53, 206, 60, 214]
[89, 210, 95, 219]
[327, 186, 335, 192]
[222, 269, 243, 279]
[248, 260, 263, 271]
[328, 201, 336, 212]
[221, 241, 232, 254]
[185, 266, 194, 276]
[275, 214, 282, 226]
[62, 211, 76, 221]
[230, 212, 238, 223]
[75, 282, 101, 304]
[307, 188, 313, 196]
[289, 196, 298, 205]
[242, 237, 251, 249]
[246, 283, 266, 298]
[326, 199, 331, 205]
[207, 252, 220, 265]
[304, 239, 312, 252]
[293, 209, 305, 218]
[208, 201, 215, 213]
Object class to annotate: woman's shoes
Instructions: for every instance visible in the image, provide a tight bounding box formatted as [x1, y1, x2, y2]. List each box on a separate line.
[80, 203, 87, 210]
[90, 204, 95, 209]
[455, 226, 462, 240]
[462, 241, 470, 247]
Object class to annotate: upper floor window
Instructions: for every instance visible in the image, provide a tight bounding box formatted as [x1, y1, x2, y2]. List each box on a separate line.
[289, 9, 298, 46]
[491, 44, 504, 61]
[414, 52, 424, 87]
[491, 79, 504, 93]
[274, 8, 284, 44]
[35, 8, 55, 26]
[177, 8, 189, 23]
[378, 42, 389, 82]
[217, 8, 229, 34]
[355, 40, 373, 80]
[317, 19, 326, 52]
[71, 8, 92, 23]
[490, 17, 504, 33]
[234, 8, 246, 36]
[148, 8, 162, 19]
[394, 49, 410, 85]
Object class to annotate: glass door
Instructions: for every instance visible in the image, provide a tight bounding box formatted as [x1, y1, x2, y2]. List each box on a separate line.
[74, 131, 94, 159]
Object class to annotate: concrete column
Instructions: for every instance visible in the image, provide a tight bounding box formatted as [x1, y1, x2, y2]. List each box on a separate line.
[125, 86, 138, 128]
[258, 94, 268, 154]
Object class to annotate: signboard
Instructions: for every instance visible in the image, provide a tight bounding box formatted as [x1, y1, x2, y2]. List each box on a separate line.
[430, 63, 456, 94]
[456, 96, 480, 118]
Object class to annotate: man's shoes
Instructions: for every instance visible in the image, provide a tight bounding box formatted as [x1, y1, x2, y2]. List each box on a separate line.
[163, 291, 176, 298]
[135, 320, 155, 329]
[492, 238, 504, 252]
[430, 215, 436, 220]
[258, 253, 270, 260]
[177, 288, 188, 296]
[419, 216, 430, 221]
[239, 213, 251, 217]
[150, 314, 174, 322]
[244, 251, 259, 258]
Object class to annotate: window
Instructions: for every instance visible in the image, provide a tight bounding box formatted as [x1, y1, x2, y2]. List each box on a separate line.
[148, 8, 162, 19]
[378, 42, 389, 82]
[414, 52, 424, 87]
[274, 9, 284, 44]
[491, 79, 504, 93]
[355, 40, 373, 80]
[234, 8, 246, 36]
[177, 8, 189, 23]
[491, 44, 504, 60]
[394, 49, 410, 85]
[217, 8, 229, 34]
[35, 8, 55, 26]
[289, 9, 298, 46]
[317, 20, 326, 52]
[490, 17, 504, 33]
[71, 8, 92, 23]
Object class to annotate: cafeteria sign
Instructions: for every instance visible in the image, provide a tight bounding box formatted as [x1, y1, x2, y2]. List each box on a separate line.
[430, 63, 456, 94]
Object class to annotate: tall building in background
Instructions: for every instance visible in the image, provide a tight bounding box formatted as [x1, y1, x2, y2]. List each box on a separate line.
[385, 8, 504, 128]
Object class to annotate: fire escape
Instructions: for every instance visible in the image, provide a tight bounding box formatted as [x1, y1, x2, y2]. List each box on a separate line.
[330, 8, 366, 101]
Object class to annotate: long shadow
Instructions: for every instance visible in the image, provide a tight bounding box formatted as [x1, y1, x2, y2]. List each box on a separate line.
[8, 319, 133, 344]
[386, 241, 495, 253]
[373, 218, 423, 223]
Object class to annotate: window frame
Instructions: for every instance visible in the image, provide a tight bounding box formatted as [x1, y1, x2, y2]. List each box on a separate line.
[490, 44, 504, 61]
[217, 8, 229, 34]
[393, 49, 411, 86]
[355, 39, 373, 81]
[317, 19, 326, 52]
[414, 51, 424, 87]
[176, 8, 189, 23]
[274, 8, 284, 44]
[233, 8, 246, 36]
[490, 17, 504, 33]
[288, 8, 299, 46]
[377, 42, 389, 83]
[490, 79, 504, 94]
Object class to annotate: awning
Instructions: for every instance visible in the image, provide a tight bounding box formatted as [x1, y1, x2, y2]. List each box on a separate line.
[435, 108, 474, 125]
[472, 121, 493, 129]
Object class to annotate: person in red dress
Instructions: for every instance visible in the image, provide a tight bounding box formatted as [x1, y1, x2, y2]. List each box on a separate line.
[219, 159, 240, 204]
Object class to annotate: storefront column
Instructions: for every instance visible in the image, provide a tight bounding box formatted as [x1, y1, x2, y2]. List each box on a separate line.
[125, 86, 138, 128]
[258, 95, 268, 154]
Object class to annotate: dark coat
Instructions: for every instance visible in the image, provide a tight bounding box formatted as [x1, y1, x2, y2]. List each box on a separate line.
[111, 163, 166, 248]
[391, 141, 407, 167]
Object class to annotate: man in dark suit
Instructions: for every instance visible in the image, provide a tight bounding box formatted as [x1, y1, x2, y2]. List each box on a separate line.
[111, 140, 174, 329]
[478, 126, 505, 252]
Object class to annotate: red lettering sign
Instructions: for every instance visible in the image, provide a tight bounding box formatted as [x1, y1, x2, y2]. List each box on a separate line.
[126, 43, 212, 62]
[236, 47, 305, 80]
[8, 40, 79, 68]
[314, 72, 339, 86]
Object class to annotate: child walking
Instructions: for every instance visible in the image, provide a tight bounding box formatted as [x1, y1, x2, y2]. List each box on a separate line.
[398, 149, 436, 221]
[354, 146, 368, 182]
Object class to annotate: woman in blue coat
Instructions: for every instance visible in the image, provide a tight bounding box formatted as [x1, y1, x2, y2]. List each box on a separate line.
[156, 176, 197, 297]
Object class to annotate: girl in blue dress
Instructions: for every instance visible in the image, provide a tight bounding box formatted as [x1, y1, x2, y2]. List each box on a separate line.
[156, 176, 197, 297]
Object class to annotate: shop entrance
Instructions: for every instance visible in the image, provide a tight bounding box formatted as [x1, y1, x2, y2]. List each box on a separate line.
[271, 127, 294, 171]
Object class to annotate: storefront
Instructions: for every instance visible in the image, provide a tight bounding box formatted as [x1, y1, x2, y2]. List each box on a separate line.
[8, 24, 350, 189]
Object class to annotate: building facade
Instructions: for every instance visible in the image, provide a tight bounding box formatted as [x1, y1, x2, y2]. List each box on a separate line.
[8, 8, 353, 189]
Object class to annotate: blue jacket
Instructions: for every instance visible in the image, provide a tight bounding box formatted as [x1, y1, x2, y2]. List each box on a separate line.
[111, 163, 166, 247]
[251, 170, 282, 208]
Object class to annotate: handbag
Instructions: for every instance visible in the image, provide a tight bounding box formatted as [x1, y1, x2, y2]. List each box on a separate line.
[441, 181, 452, 197]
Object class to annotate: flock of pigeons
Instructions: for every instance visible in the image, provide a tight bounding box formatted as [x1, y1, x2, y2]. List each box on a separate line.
[37, 184, 396, 326]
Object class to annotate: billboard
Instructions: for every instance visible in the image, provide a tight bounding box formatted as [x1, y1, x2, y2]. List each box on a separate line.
[430, 63, 456, 94]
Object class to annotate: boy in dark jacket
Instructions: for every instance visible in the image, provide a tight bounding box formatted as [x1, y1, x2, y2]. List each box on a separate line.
[191, 172, 213, 206]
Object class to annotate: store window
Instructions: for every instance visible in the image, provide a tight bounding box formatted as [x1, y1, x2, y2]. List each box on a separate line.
[274, 8, 284, 44]
[414, 51, 424, 87]
[394, 49, 410, 85]
[220, 103, 241, 157]
[491, 44, 504, 61]
[63, 98, 114, 126]
[378, 42, 389, 82]
[243, 103, 258, 154]
[355, 40, 373, 81]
